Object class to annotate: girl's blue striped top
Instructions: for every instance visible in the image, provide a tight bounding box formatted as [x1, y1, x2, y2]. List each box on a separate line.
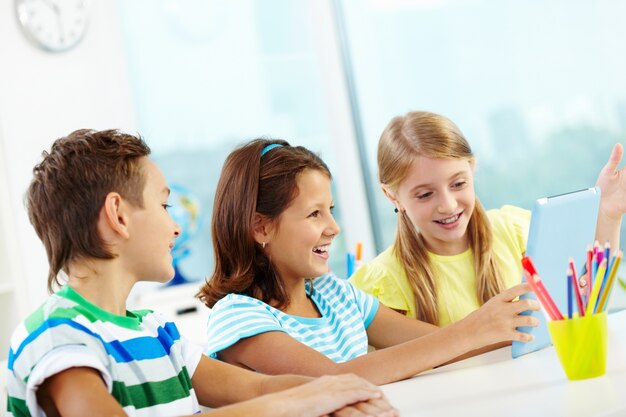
[205, 273, 379, 363]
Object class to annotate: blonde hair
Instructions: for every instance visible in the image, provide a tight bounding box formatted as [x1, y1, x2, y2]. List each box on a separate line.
[378, 111, 504, 325]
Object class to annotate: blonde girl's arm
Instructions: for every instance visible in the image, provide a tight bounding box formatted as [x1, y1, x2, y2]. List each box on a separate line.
[217, 283, 539, 385]
[595, 143, 626, 251]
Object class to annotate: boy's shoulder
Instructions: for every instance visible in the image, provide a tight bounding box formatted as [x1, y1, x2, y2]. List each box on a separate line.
[13, 286, 157, 337]
[8, 286, 168, 372]
[10, 287, 80, 347]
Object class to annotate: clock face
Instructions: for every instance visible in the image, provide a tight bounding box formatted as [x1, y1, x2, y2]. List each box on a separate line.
[15, 0, 89, 52]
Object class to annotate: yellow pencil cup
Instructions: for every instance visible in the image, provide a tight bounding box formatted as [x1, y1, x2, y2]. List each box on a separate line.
[547, 312, 608, 381]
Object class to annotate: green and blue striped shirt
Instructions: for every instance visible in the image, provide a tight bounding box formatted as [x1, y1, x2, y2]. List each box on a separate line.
[6, 285, 202, 417]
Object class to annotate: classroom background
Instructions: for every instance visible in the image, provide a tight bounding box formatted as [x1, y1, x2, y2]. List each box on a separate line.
[1, 0, 626, 370]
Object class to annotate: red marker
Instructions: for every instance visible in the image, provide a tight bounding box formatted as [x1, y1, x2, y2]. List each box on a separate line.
[522, 256, 564, 321]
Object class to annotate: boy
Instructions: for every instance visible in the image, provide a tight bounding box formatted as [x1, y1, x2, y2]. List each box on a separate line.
[5, 129, 395, 417]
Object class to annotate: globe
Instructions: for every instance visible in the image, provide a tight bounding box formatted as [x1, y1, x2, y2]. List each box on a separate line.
[167, 183, 202, 285]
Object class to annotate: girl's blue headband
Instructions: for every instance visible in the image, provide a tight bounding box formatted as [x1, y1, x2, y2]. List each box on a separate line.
[261, 143, 283, 157]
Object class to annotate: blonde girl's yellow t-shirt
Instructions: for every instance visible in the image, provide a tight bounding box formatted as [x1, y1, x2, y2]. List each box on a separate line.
[349, 205, 530, 326]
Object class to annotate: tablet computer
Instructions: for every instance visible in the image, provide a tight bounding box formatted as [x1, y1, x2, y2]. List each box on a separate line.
[511, 186, 600, 358]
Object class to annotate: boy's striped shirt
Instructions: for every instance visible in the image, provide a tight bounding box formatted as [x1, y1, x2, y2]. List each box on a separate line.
[6, 285, 202, 417]
[206, 273, 379, 362]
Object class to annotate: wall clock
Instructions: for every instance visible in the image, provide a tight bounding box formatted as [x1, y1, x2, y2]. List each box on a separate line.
[15, 0, 89, 52]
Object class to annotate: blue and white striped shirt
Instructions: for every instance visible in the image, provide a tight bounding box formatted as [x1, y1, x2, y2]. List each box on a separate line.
[205, 274, 379, 363]
[6, 285, 202, 417]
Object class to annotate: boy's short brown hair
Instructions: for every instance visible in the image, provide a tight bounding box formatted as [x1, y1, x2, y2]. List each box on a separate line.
[26, 129, 151, 292]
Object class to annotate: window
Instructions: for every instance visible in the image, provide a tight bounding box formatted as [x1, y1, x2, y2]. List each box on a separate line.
[117, 0, 359, 280]
[338, 0, 626, 251]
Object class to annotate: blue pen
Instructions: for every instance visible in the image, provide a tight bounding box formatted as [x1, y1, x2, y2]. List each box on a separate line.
[346, 253, 355, 278]
[567, 272, 573, 319]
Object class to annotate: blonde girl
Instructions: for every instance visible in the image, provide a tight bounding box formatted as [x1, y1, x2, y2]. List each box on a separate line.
[350, 111, 625, 326]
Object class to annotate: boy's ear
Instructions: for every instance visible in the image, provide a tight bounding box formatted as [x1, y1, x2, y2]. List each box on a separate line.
[100, 192, 131, 240]
[252, 212, 272, 244]
[381, 184, 402, 212]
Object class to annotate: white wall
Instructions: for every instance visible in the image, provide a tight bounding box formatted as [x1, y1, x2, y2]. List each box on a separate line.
[0, 0, 135, 318]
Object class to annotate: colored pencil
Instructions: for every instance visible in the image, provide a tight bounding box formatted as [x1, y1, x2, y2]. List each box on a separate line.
[568, 259, 585, 317]
[585, 245, 593, 305]
[521, 256, 564, 320]
[586, 258, 607, 316]
[346, 253, 355, 277]
[567, 269, 573, 319]
[597, 251, 622, 312]
[355, 242, 363, 267]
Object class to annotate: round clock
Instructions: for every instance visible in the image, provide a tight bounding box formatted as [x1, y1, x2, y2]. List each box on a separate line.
[15, 0, 90, 52]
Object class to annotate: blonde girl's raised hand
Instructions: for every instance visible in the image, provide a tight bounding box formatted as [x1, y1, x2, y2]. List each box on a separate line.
[596, 143, 626, 219]
[595, 143, 626, 250]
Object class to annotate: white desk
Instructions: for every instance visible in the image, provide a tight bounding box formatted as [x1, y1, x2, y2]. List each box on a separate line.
[381, 310, 626, 417]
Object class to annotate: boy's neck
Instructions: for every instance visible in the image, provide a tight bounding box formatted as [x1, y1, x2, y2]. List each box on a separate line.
[67, 259, 136, 316]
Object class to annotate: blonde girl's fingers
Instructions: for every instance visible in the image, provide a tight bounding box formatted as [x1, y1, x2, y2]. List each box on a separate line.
[601, 143, 623, 175]
[512, 328, 534, 342]
[495, 282, 534, 302]
[511, 297, 541, 314]
[513, 313, 540, 328]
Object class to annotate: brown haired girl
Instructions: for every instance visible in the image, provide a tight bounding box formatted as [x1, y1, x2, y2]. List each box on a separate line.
[198, 138, 541, 385]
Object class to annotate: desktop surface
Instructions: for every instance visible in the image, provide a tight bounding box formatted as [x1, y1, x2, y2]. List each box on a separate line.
[381, 310, 626, 417]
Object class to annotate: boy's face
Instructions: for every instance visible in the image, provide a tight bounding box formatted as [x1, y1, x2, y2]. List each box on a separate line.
[124, 158, 181, 283]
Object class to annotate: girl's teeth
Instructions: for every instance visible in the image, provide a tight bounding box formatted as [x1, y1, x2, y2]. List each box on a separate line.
[313, 245, 329, 253]
[438, 214, 460, 224]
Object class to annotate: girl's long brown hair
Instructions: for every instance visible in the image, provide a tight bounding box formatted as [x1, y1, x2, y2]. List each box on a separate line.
[197, 139, 331, 309]
[378, 111, 504, 324]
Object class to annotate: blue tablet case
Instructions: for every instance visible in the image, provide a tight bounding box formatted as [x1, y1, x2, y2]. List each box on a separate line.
[511, 187, 600, 358]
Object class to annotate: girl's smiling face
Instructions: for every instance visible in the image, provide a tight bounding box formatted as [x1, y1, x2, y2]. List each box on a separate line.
[390, 155, 476, 256]
[263, 169, 340, 284]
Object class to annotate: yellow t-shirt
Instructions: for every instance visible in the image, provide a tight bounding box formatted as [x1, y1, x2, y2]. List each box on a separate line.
[349, 205, 530, 326]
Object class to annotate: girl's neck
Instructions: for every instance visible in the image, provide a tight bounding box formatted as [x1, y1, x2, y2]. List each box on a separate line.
[423, 235, 470, 256]
[280, 278, 321, 318]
